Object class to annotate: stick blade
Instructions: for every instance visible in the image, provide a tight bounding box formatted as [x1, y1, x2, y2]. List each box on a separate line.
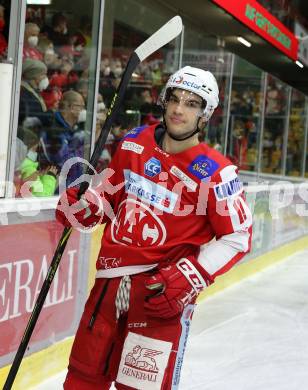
[135, 16, 183, 62]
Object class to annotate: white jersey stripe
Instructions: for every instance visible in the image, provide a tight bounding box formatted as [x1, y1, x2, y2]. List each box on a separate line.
[198, 230, 251, 276]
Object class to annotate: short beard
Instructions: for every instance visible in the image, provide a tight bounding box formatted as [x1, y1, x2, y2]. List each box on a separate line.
[164, 116, 203, 142]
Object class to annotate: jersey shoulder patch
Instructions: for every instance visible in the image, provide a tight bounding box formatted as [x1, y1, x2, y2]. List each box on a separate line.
[213, 165, 243, 201]
[187, 154, 220, 182]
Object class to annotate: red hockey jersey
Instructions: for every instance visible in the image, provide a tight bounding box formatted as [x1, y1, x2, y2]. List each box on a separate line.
[95, 124, 252, 280]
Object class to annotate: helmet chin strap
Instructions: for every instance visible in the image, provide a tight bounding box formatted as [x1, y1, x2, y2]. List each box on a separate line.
[163, 115, 203, 142]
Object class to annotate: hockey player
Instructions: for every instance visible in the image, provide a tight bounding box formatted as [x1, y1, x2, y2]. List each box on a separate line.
[56, 66, 252, 389]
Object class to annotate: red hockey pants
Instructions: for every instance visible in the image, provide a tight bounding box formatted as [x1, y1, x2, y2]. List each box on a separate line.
[63, 272, 195, 390]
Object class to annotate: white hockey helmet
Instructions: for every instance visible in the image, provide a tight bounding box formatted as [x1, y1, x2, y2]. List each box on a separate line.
[160, 66, 219, 121]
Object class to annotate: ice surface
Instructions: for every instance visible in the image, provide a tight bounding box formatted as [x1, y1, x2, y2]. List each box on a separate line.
[32, 249, 308, 390]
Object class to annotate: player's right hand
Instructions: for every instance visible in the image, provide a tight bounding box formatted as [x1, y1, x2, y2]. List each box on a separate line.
[55, 187, 103, 229]
[144, 257, 210, 319]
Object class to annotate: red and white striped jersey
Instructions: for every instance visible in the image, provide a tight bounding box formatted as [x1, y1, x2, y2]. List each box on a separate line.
[96, 124, 252, 280]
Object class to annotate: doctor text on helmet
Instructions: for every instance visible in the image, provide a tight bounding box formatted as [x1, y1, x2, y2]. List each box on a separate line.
[172, 75, 202, 91]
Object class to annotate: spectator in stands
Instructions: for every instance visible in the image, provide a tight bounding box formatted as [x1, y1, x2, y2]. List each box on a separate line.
[271, 136, 283, 173]
[151, 60, 163, 87]
[139, 88, 161, 125]
[15, 116, 42, 190]
[37, 36, 62, 70]
[261, 130, 274, 172]
[229, 120, 249, 170]
[23, 23, 43, 61]
[75, 79, 88, 104]
[19, 129, 58, 197]
[110, 58, 123, 78]
[42, 13, 70, 51]
[96, 93, 106, 121]
[49, 59, 77, 90]
[14, 118, 58, 197]
[74, 15, 92, 48]
[40, 91, 85, 186]
[19, 58, 53, 131]
[41, 86, 62, 110]
[108, 113, 128, 155]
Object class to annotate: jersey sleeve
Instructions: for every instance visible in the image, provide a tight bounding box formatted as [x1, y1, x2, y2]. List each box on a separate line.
[198, 164, 252, 280]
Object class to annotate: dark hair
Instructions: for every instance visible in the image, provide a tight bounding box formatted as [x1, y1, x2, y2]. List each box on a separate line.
[52, 12, 67, 27]
[23, 128, 39, 148]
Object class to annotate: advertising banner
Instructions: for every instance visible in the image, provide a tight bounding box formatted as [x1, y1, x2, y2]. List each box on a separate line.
[0, 221, 80, 361]
[211, 0, 298, 60]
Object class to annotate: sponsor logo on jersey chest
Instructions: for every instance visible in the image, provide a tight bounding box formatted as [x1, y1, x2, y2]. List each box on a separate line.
[170, 165, 197, 191]
[188, 155, 219, 181]
[144, 157, 161, 177]
[121, 141, 144, 154]
[124, 170, 177, 213]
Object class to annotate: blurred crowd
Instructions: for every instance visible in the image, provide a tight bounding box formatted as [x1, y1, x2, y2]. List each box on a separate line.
[12, 11, 99, 196]
[228, 75, 306, 176]
[228, 86, 260, 172]
[3, 5, 168, 197]
[258, 0, 308, 30]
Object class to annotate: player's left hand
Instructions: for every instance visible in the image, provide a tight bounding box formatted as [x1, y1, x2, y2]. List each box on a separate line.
[144, 257, 210, 319]
[56, 187, 102, 229]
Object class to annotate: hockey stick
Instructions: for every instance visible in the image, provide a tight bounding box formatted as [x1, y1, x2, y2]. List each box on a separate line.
[3, 15, 182, 390]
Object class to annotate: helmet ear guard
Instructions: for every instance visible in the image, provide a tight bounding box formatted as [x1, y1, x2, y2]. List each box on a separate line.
[158, 66, 219, 122]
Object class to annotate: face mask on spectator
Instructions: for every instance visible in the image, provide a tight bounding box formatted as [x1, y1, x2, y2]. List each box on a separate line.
[75, 45, 83, 52]
[38, 76, 49, 91]
[113, 66, 123, 77]
[103, 66, 110, 76]
[263, 139, 273, 148]
[28, 35, 39, 47]
[45, 48, 55, 56]
[78, 109, 87, 123]
[27, 149, 38, 162]
[62, 26, 68, 35]
[97, 112, 106, 122]
[97, 102, 106, 112]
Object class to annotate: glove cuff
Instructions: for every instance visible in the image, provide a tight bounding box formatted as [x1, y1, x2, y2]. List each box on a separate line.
[176, 257, 211, 294]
